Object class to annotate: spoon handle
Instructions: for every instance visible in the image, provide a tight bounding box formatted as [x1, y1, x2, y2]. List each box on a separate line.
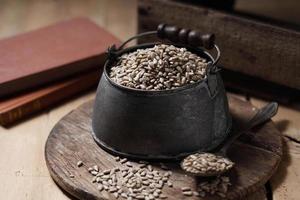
[219, 102, 278, 154]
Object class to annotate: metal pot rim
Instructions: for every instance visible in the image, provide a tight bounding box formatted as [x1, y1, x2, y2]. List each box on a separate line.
[103, 43, 217, 95]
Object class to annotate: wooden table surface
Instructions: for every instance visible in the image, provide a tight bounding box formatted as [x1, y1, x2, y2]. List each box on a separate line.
[0, 1, 299, 199]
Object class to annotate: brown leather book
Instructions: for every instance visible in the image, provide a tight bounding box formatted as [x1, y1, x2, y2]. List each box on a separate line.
[0, 70, 101, 126]
[0, 17, 119, 97]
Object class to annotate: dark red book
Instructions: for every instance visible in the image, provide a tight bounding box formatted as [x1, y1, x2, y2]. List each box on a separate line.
[0, 70, 101, 126]
[0, 17, 120, 97]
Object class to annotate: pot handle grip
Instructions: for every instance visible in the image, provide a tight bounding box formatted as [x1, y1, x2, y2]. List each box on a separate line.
[157, 24, 215, 49]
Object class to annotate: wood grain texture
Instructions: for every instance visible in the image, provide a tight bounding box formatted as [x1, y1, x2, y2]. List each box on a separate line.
[0, 0, 137, 199]
[45, 95, 282, 200]
[138, 0, 300, 90]
[0, 70, 101, 126]
[0, 1, 299, 199]
[250, 97, 300, 200]
[270, 138, 300, 200]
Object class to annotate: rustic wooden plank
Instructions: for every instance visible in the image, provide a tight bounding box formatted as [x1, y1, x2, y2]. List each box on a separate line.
[138, 0, 300, 90]
[250, 97, 300, 200]
[235, 0, 300, 26]
[221, 69, 300, 104]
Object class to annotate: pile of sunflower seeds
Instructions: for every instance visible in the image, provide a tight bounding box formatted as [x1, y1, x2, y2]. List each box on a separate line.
[77, 158, 172, 200]
[182, 153, 234, 175]
[109, 44, 208, 90]
[75, 157, 231, 199]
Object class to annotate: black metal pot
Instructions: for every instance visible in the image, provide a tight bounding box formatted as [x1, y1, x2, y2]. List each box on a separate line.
[92, 24, 231, 160]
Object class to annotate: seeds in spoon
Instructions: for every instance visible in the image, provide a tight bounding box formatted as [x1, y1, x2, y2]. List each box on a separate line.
[182, 153, 234, 175]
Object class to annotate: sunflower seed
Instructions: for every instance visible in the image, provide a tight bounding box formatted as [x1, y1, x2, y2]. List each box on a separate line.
[97, 184, 103, 191]
[93, 165, 99, 172]
[181, 187, 191, 192]
[183, 191, 193, 196]
[91, 171, 98, 176]
[76, 161, 83, 167]
[120, 158, 128, 164]
[126, 162, 133, 167]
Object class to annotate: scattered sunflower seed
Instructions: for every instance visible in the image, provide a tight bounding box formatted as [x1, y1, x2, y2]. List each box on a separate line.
[181, 187, 191, 192]
[160, 194, 168, 199]
[97, 184, 103, 191]
[93, 165, 99, 172]
[76, 161, 83, 167]
[120, 158, 128, 164]
[183, 191, 193, 196]
[126, 162, 133, 167]
[91, 171, 98, 176]
[167, 181, 173, 187]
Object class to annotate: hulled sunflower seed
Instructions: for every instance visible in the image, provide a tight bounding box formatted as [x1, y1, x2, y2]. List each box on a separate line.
[97, 184, 103, 191]
[120, 158, 128, 164]
[93, 165, 99, 172]
[183, 191, 193, 196]
[181, 187, 191, 192]
[91, 171, 98, 176]
[76, 161, 83, 167]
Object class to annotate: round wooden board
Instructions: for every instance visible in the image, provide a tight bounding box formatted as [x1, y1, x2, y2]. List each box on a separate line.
[45, 95, 283, 200]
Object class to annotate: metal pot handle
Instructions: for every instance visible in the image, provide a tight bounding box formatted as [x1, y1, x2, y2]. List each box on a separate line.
[108, 24, 220, 69]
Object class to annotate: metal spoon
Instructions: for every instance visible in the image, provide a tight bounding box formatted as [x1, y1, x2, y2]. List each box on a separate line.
[181, 102, 278, 177]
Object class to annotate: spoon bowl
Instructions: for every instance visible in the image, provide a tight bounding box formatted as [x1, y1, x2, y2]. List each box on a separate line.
[181, 102, 278, 177]
[181, 152, 235, 177]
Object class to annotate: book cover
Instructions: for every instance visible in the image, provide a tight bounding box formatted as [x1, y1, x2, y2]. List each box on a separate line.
[0, 70, 101, 126]
[0, 17, 120, 97]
